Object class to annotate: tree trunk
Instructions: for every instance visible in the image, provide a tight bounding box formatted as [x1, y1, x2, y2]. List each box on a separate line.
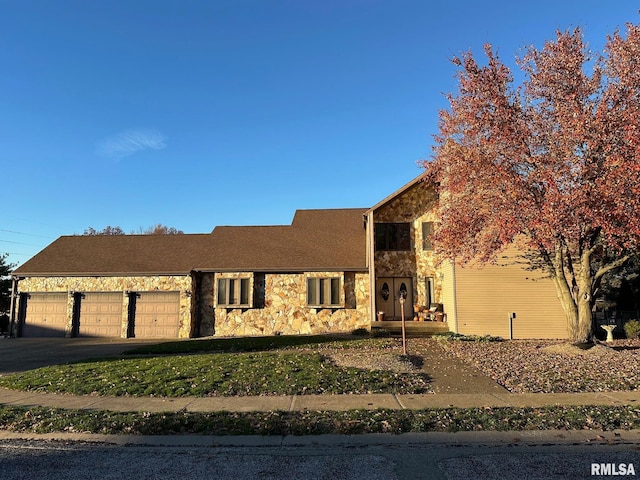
[556, 283, 580, 341]
[552, 248, 595, 344]
[575, 296, 594, 343]
[560, 292, 593, 343]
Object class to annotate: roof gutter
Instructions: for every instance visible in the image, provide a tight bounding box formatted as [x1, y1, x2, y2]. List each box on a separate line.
[192, 266, 368, 274]
[13, 271, 194, 277]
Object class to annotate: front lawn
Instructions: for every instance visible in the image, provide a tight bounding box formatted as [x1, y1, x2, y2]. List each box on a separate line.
[0, 335, 431, 397]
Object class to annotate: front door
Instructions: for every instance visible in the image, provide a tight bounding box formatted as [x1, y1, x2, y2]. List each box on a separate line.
[375, 278, 413, 320]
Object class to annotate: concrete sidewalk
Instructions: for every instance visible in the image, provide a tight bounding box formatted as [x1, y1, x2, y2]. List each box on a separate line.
[1, 387, 640, 413]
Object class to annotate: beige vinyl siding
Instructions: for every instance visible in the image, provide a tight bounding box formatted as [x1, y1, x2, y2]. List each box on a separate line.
[454, 248, 567, 339]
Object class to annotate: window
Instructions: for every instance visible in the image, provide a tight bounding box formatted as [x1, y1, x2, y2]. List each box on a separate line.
[307, 277, 341, 307]
[422, 222, 434, 250]
[217, 277, 251, 307]
[374, 223, 411, 251]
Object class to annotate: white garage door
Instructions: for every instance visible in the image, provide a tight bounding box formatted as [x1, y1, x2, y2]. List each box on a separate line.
[78, 293, 123, 337]
[22, 293, 68, 337]
[134, 292, 180, 338]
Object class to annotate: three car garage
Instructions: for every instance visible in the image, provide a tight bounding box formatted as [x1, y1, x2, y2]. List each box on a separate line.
[18, 291, 181, 339]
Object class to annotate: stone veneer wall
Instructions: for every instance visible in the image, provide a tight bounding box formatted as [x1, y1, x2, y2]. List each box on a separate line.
[17, 275, 193, 338]
[373, 184, 443, 308]
[198, 272, 370, 337]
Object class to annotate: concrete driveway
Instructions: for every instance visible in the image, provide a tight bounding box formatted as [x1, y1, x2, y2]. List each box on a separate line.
[0, 337, 167, 375]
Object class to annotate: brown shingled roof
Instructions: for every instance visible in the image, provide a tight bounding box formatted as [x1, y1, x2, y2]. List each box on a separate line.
[13, 234, 218, 276]
[14, 208, 368, 276]
[202, 208, 367, 272]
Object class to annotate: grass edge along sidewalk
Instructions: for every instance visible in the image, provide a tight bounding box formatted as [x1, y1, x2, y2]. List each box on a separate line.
[2, 389, 640, 436]
[1, 403, 640, 436]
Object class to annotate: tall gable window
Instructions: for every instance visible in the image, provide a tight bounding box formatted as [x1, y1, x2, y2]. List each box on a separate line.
[375, 223, 411, 251]
[217, 277, 252, 307]
[422, 222, 434, 250]
[307, 277, 341, 307]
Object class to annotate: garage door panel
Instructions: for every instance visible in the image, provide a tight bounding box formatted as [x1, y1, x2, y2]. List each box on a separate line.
[22, 293, 68, 337]
[79, 293, 122, 337]
[134, 292, 180, 338]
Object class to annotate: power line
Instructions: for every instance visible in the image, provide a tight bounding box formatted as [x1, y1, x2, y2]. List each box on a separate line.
[0, 239, 45, 247]
[0, 228, 54, 239]
[3, 213, 68, 230]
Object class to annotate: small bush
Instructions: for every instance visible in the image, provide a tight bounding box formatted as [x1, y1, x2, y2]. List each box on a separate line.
[464, 334, 504, 343]
[370, 328, 391, 338]
[350, 328, 370, 337]
[433, 332, 466, 342]
[433, 332, 503, 342]
[624, 320, 640, 339]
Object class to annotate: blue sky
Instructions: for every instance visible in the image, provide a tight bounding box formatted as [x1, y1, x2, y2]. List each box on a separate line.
[1, 0, 637, 267]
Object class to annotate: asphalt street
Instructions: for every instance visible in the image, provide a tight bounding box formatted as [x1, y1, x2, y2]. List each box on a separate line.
[1, 437, 639, 479]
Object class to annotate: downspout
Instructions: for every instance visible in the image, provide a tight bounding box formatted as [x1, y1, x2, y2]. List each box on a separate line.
[192, 270, 201, 338]
[366, 211, 376, 326]
[8, 276, 19, 338]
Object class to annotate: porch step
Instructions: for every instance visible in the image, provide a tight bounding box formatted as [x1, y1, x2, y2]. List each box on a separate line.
[371, 320, 450, 337]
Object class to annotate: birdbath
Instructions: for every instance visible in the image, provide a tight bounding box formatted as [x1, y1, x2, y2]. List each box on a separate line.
[602, 325, 616, 343]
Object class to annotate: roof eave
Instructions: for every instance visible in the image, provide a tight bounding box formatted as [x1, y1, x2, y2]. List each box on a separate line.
[366, 173, 429, 214]
[193, 266, 369, 273]
[15, 271, 193, 278]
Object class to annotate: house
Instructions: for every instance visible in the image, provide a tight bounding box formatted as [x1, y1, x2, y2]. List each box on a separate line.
[9, 175, 567, 339]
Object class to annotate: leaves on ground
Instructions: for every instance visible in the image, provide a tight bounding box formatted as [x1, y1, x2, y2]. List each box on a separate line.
[437, 338, 640, 393]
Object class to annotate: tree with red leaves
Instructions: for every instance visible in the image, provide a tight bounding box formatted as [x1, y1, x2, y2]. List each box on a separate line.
[424, 24, 640, 343]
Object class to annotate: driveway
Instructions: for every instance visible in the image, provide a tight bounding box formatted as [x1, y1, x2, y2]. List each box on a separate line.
[0, 338, 167, 375]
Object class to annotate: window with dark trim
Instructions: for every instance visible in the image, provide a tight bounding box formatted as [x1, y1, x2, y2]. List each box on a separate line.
[374, 223, 411, 251]
[217, 277, 252, 307]
[422, 222, 434, 250]
[306, 277, 341, 307]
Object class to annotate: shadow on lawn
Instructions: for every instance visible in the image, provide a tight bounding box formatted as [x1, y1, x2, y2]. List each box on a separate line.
[611, 345, 640, 351]
[122, 333, 381, 356]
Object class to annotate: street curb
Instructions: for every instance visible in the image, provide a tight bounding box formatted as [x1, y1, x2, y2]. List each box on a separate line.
[1, 429, 640, 447]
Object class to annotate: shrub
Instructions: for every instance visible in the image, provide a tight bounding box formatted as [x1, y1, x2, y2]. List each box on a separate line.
[624, 320, 640, 339]
[433, 332, 503, 342]
[350, 328, 370, 337]
[433, 332, 466, 342]
[370, 328, 391, 338]
[465, 334, 504, 343]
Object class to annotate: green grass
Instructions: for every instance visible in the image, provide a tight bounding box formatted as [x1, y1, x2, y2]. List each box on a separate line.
[0, 404, 637, 435]
[124, 334, 394, 355]
[0, 351, 430, 397]
[0, 334, 421, 397]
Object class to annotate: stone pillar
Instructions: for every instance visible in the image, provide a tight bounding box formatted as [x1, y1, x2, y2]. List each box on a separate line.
[122, 292, 131, 338]
[65, 291, 76, 338]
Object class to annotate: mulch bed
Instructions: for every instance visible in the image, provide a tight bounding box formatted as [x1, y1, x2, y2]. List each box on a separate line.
[431, 338, 640, 393]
